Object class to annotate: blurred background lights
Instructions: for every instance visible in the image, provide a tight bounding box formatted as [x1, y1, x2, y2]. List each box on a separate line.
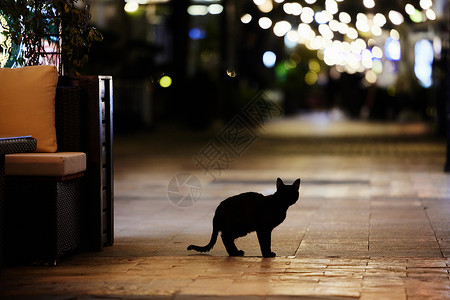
[284, 59, 297, 69]
[385, 37, 401, 61]
[273, 21, 292, 37]
[373, 13, 387, 27]
[208, 4, 223, 15]
[363, 0, 375, 9]
[361, 49, 373, 68]
[243, 0, 440, 89]
[405, 4, 416, 15]
[357, 13, 368, 22]
[301, 7, 315, 24]
[371, 46, 383, 58]
[388, 10, 404, 25]
[409, 9, 423, 22]
[325, 0, 338, 14]
[159, 75, 172, 88]
[390, 29, 400, 40]
[284, 2, 302, 15]
[365, 70, 377, 84]
[259, 17, 272, 29]
[241, 14, 252, 24]
[315, 11, 332, 24]
[319, 24, 334, 40]
[124, 1, 139, 13]
[414, 39, 434, 88]
[426, 9, 436, 20]
[420, 0, 433, 10]
[263, 51, 277, 68]
[372, 59, 383, 73]
[305, 71, 318, 85]
[371, 25, 382, 36]
[226, 69, 237, 77]
[309, 59, 321, 72]
[257, 0, 273, 13]
[346, 27, 358, 39]
[189, 28, 206, 40]
[329, 20, 340, 31]
[187, 5, 208, 16]
[297, 23, 316, 43]
[433, 36, 442, 58]
[285, 30, 299, 48]
[339, 12, 351, 23]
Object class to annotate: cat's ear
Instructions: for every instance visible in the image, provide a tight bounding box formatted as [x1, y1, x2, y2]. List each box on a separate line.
[276, 178, 284, 189]
[293, 178, 301, 190]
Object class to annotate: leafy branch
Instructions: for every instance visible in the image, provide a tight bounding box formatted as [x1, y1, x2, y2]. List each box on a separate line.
[0, 0, 102, 75]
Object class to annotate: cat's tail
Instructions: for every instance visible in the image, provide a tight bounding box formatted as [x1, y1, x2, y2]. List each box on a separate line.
[187, 221, 219, 253]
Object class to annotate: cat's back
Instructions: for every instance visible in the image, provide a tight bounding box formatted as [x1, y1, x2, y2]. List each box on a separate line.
[219, 192, 264, 208]
[214, 192, 265, 231]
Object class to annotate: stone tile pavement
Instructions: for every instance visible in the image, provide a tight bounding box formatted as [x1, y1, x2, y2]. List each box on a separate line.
[1, 114, 449, 299]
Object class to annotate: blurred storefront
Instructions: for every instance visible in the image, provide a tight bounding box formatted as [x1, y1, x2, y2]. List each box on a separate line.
[80, 0, 449, 132]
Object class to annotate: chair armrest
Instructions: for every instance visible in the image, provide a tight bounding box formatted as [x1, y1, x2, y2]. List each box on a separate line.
[0, 137, 37, 155]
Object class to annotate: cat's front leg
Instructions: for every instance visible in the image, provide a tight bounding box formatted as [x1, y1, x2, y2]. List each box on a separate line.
[257, 230, 276, 258]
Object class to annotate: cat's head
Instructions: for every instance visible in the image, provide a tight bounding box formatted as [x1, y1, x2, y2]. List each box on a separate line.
[276, 178, 301, 205]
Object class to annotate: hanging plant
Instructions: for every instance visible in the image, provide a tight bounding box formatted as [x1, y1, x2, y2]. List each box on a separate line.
[0, 0, 103, 75]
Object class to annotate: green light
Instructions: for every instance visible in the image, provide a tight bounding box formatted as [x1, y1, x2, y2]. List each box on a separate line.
[275, 63, 288, 81]
[410, 9, 423, 23]
[160, 75, 172, 88]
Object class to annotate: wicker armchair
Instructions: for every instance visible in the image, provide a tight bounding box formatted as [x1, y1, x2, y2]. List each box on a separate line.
[4, 86, 85, 266]
[3, 76, 114, 266]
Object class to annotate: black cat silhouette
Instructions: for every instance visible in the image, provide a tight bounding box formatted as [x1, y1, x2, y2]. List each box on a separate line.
[187, 178, 301, 257]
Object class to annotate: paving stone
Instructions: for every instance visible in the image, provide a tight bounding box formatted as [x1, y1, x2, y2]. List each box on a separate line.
[1, 119, 449, 299]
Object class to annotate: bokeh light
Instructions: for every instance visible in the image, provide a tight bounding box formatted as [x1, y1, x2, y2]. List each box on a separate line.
[124, 1, 139, 13]
[259, 17, 272, 29]
[159, 75, 172, 88]
[241, 14, 252, 24]
[414, 39, 434, 88]
[263, 51, 277, 68]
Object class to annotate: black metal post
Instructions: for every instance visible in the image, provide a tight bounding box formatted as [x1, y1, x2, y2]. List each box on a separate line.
[0, 154, 5, 267]
[445, 59, 450, 172]
[444, 17, 450, 173]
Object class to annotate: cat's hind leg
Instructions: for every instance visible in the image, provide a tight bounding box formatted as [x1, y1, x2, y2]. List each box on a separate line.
[221, 234, 244, 256]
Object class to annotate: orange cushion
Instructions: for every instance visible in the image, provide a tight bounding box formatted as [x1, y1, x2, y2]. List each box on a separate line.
[0, 65, 58, 152]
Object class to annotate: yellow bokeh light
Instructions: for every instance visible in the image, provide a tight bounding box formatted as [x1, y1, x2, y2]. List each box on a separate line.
[160, 75, 172, 88]
[365, 70, 377, 84]
[309, 59, 321, 73]
[226, 69, 237, 77]
[305, 71, 318, 85]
